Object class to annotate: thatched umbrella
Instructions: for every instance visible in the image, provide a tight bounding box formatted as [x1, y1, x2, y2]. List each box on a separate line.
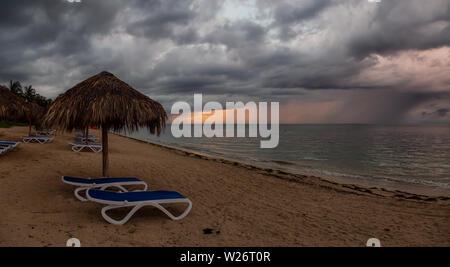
[0, 85, 26, 121]
[43, 71, 167, 177]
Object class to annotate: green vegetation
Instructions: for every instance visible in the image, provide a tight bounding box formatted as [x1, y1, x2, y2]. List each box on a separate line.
[0, 121, 28, 128]
[6, 80, 52, 107]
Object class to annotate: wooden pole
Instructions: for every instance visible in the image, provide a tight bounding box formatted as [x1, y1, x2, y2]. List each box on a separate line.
[27, 108, 32, 136]
[102, 126, 109, 177]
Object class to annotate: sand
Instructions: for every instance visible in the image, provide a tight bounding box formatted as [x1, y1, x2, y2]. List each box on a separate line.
[0, 126, 449, 247]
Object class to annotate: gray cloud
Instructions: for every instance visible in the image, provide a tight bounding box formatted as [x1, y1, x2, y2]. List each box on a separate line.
[423, 108, 450, 118]
[349, 0, 450, 58]
[0, 0, 449, 123]
[270, 0, 333, 40]
[126, 0, 198, 43]
[204, 21, 267, 48]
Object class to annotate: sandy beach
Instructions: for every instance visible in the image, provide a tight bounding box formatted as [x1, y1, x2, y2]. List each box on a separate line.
[0, 126, 449, 247]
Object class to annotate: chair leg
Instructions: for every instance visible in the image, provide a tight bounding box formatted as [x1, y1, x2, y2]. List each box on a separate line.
[153, 200, 193, 221]
[74, 187, 90, 202]
[72, 146, 84, 152]
[101, 204, 145, 225]
[99, 200, 192, 225]
[91, 146, 102, 153]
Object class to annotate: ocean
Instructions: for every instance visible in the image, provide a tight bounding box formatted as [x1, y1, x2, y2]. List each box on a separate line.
[119, 124, 450, 196]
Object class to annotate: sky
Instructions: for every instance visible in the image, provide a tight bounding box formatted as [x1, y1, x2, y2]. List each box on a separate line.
[0, 0, 449, 124]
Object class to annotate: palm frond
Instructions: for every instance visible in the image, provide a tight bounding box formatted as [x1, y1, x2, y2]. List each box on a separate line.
[0, 85, 26, 121]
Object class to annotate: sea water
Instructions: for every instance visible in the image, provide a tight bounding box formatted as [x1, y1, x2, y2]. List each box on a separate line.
[120, 124, 450, 196]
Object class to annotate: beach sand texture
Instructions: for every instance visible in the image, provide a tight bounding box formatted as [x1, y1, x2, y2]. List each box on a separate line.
[0, 126, 449, 247]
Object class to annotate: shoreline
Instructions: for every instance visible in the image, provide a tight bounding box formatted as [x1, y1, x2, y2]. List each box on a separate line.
[1, 126, 449, 247]
[115, 132, 450, 199]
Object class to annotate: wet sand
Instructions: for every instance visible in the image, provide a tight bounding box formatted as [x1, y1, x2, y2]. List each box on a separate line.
[0, 126, 449, 247]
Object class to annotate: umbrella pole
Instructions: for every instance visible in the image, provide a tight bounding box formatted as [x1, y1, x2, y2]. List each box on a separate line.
[102, 126, 109, 177]
[85, 127, 89, 145]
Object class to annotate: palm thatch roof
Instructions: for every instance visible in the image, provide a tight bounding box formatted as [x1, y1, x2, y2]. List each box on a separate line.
[25, 102, 46, 130]
[43, 71, 166, 133]
[0, 85, 26, 121]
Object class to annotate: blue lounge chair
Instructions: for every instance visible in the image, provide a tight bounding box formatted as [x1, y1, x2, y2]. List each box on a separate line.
[22, 135, 54, 144]
[86, 189, 192, 225]
[62, 176, 148, 201]
[75, 133, 99, 142]
[0, 144, 11, 151]
[0, 146, 9, 155]
[69, 140, 102, 153]
[0, 140, 20, 148]
[36, 129, 55, 136]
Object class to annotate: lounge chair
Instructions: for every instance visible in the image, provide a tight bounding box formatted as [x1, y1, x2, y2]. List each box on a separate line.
[0, 145, 10, 154]
[86, 189, 193, 225]
[0, 140, 20, 149]
[75, 133, 99, 142]
[0, 147, 8, 155]
[0, 141, 18, 154]
[69, 140, 103, 153]
[0, 144, 12, 152]
[36, 129, 55, 136]
[22, 135, 54, 144]
[62, 176, 148, 201]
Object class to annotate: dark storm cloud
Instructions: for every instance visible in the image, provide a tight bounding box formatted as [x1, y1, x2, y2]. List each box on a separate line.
[273, 0, 332, 24]
[270, 0, 333, 40]
[0, 0, 449, 123]
[438, 109, 450, 117]
[423, 108, 450, 118]
[0, 0, 123, 81]
[204, 21, 267, 48]
[349, 0, 450, 58]
[376, 92, 450, 123]
[126, 0, 198, 43]
[322, 91, 450, 124]
[0, 0, 121, 51]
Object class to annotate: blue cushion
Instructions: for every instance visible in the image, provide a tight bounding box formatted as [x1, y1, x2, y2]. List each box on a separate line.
[0, 141, 18, 144]
[75, 134, 96, 138]
[72, 140, 102, 146]
[63, 176, 141, 185]
[88, 190, 186, 202]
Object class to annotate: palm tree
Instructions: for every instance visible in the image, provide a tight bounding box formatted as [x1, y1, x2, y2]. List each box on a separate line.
[8, 80, 23, 97]
[23, 85, 36, 103]
[5, 80, 52, 107]
[0, 86, 26, 121]
[35, 94, 52, 107]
